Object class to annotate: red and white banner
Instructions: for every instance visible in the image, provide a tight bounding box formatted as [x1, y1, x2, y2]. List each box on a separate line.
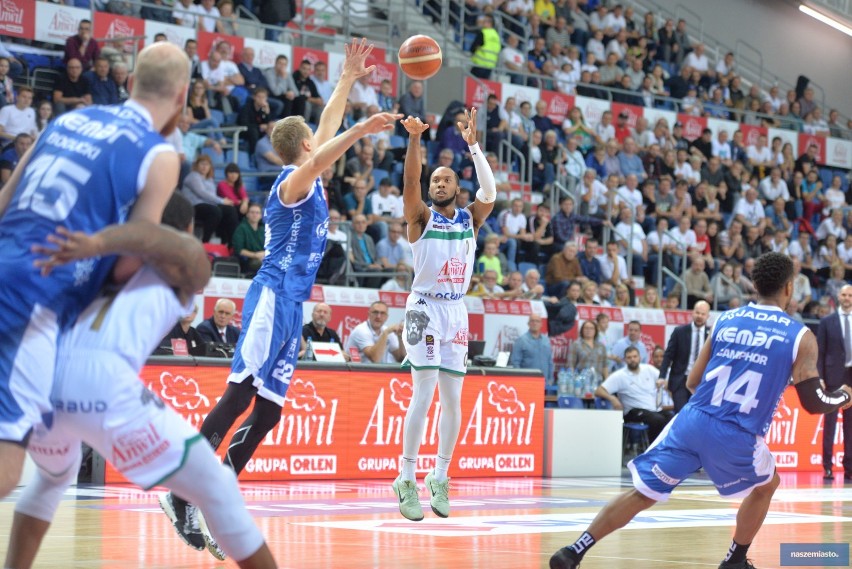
[610, 102, 643, 129]
[143, 20, 195, 48]
[798, 132, 827, 164]
[464, 77, 501, 110]
[197, 30, 243, 62]
[826, 137, 852, 169]
[678, 113, 707, 141]
[242, 37, 291, 69]
[292, 46, 329, 69]
[94, 12, 145, 53]
[105, 366, 544, 482]
[642, 107, 677, 130]
[574, 95, 610, 130]
[0, 0, 36, 40]
[499, 84, 539, 110]
[539, 89, 575, 124]
[738, 123, 767, 148]
[34, 2, 87, 45]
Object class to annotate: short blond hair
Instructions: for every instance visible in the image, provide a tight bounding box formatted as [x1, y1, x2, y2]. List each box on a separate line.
[271, 116, 311, 165]
[131, 42, 190, 102]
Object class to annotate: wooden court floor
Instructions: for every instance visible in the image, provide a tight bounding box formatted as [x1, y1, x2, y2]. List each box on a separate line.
[1, 471, 850, 568]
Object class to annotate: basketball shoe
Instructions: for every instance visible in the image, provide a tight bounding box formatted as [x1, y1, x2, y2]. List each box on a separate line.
[197, 509, 226, 560]
[424, 470, 450, 518]
[392, 475, 424, 521]
[719, 560, 756, 569]
[549, 547, 581, 569]
[158, 492, 205, 550]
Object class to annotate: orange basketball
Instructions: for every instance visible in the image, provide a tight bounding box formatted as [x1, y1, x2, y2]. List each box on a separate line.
[398, 35, 442, 81]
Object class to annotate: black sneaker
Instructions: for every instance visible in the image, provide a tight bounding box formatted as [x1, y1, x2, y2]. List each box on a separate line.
[158, 492, 205, 551]
[550, 547, 581, 569]
[719, 560, 756, 569]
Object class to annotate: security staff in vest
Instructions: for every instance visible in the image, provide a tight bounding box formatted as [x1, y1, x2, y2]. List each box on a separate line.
[470, 14, 501, 80]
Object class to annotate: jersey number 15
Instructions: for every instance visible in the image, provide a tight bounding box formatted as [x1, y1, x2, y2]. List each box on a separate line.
[18, 155, 91, 221]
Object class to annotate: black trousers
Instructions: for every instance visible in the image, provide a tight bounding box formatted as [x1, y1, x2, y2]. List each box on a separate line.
[823, 393, 852, 472]
[670, 376, 692, 413]
[624, 408, 674, 442]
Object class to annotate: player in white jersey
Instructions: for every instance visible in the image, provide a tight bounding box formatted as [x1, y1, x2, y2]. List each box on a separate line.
[6, 194, 277, 569]
[391, 110, 496, 521]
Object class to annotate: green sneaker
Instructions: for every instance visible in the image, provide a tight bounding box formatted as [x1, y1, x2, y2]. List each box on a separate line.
[424, 470, 450, 518]
[392, 475, 424, 521]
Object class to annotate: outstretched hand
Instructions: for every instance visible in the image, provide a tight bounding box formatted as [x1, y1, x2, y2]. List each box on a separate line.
[401, 116, 429, 136]
[31, 226, 104, 276]
[458, 107, 478, 145]
[342, 38, 376, 82]
[360, 112, 403, 135]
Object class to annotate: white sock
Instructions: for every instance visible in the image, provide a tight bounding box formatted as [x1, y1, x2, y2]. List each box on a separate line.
[434, 454, 451, 482]
[435, 372, 464, 483]
[401, 368, 439, 481]
[401, 458, 417, 482]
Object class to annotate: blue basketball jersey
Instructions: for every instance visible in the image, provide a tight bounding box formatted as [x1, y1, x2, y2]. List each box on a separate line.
[688, 303, 808, 436]
[253, 165, 328, 301]
[0, 101, 171, 328]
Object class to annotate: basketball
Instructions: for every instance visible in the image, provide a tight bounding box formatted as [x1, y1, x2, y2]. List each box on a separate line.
[398, 34, 442, 81]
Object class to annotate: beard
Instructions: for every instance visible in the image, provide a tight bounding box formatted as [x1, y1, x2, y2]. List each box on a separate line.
[431, 193, 456, 208]
[627, 362, 639, 371]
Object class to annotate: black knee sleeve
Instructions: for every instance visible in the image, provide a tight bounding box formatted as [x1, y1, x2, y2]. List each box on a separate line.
[222, 395, 282, 475]
[200, 378, 257, 451]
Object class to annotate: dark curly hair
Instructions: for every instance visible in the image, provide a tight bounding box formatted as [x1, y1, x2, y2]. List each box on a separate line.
[751, 252, 794, 298]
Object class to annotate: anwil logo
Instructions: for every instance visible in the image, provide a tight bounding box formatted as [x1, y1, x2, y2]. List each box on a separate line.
[264, 378, 338, 446]
[0, 0, 23, 24]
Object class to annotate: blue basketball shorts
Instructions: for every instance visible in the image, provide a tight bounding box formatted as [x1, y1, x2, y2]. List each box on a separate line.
[228, 282, 302, 406]
[628, 406, 775, 501]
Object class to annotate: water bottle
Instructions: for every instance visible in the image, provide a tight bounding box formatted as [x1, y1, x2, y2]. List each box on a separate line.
[573, 370, 583, 397]
[580, 368, 594, 398]
[304, 337, 315, 361]
[558, 368, 571, 396]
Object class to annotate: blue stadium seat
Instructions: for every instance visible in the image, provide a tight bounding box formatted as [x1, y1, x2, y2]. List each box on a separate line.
[373, 168, 390, 190]
[557, 396, 584, 409]
[389, 135, 405, 148]
[594, 397, 613, 410]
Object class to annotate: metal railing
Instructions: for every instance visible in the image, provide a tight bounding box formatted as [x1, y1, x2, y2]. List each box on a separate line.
[657, 230, 688, 309]
[712, 271, 741, 311]
[186, 125, 247, 157]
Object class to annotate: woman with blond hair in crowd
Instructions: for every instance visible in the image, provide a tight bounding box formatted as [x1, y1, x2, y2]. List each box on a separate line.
[637, 284, 662, 308]
[567, 320, 609, 380]
[614, 283, 632, 307]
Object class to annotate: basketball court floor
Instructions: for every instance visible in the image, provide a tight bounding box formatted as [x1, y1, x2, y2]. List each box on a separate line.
[1, 471, 849, 568]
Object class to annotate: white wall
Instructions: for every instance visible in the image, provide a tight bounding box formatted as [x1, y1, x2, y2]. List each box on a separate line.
[670, 0, 852, 117]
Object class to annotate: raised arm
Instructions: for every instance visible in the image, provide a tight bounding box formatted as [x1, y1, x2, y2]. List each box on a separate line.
[32, 222, 210, 302]
[280, 112, 400, 205]
[400, 116, 430, 239]
[313, 38, 375, 147]
[463, 108, 496, 230]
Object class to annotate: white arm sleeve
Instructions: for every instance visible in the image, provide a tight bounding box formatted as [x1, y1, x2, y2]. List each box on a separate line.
[470, 143, 496, 204]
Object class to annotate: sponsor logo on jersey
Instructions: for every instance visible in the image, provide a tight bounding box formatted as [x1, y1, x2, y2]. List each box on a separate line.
[438, 257, 467, 284]
[112, 422, 171, 472]
[52, 399, 107, 413]
[425, 334, 434, 359]
[718, 308, 792, 326]
[715, 326, 786, 349]
[452, 328, 468, 346]
[416, 298, 427, 305]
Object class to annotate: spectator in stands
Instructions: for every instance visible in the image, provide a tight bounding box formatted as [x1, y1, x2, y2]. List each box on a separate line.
[579, 238, 604, 284]
[52, 59, 92, 114]
[349, 74, 379, 120]
[311, 61, 334, 107]
[0, 87, 36, 142]
[545, 241, 583, 297]
[0, 58, 13, 109]
[376, 221, 413, 270]
[498, 33, 526, 85]
[326, 208, 349, 250]
[672, 256, 713, 308]
[611, 320, 649, 368]
[218, 0, 239, 34]
[599, 239, 631, 288]
[397, 81, 426, 125]
[817, 208, 847, 242]
[710, 261, 743, 310]
[64, 20, 100, 71]
[182, 154, 239, 245]
[112, 63, 129, 103]
[172, 111, 223, 171]
[614, 206, 647, 277]
[84, 57, 119, 106]
[197, 299, 240, 345]
[499, 198, 532, 271]
[202, 47, 243, 115]
[578, 169, 609, 222]
[184, 39, 202, 81]
[568, 320, 608, 379]
[476, 237, 505, 282]
[231, 201, 265, 276]
[370, 178, 404, 238]
[510, 314, 554, 382]
[469, 269, 506, 298]
[141, 0, 172, 22]
[0, 133, 33, 184]
[260, 0, 298, 41]
[344, 144, 376, 193]
[438, 111, 471, 160]
[349, 214, 385, 288]
[174, 0, 200, 29]
[637, 284, 662, 309]
[292, 59, 323, 123]
[237, 48, 269, 93]
[254, 119, 284, 173]
[160, 304, 206, 356]
[343, 178, 373, 222]
[238, 87, 273, 155]
[470, 14, 500, 79]
[380, 263, 412, 292]
[194, 0, 221, 32]
[217, 163, 249, 217]
[734, 187, 767, 234]
[617, 137, 645, 182]
[186, 79, 223, 140]
[300, 303, 346, 359]
[345, 301, 404, 364]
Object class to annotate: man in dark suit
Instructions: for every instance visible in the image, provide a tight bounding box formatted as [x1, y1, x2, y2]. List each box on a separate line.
[659, 300, 711, 412]
[817, 284, 852, 481]
[197, 298, 241, 345]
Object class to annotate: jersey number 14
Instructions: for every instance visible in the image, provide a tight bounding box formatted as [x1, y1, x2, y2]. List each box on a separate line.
[705, 364, 762, 414]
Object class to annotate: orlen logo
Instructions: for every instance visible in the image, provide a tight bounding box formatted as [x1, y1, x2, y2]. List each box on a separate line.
[290, 454, 337, 474]
[154, 371, 209, 410]
[716, 326, 785, 349]
[460, 382, 535, 445]
[772, 452, 797, 467]
[266, 378, 338, 446]
[0, 0, 23, 24]
[49, 10, 78, 36]
[495, 453, 534, 472]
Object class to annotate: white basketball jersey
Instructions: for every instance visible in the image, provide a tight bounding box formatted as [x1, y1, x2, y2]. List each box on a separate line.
[59, 266, 193, 372]
[410, 207, 476, 301]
